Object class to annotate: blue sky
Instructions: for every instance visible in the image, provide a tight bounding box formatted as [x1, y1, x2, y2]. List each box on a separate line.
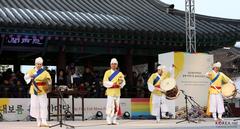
[161, 0, 240, 19]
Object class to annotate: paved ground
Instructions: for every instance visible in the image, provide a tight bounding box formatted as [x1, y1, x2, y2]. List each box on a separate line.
[0, 118, 240, 129]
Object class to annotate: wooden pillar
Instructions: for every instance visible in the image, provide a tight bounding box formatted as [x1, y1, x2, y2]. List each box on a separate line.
[148, 56, 156, 73]
[84, 59, 93, 70]
[0, 35, 4, 55]
[57, 45, 66, 71]
[14, 63, 20, 73]
[125, 49, 133, 86]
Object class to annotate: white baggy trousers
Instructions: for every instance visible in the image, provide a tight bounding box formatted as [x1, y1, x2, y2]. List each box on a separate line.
[151, 94, 168, 116]
[30, 94, 48, 119]
[106, 96, 120, 123]
[209, 94, 225, 113]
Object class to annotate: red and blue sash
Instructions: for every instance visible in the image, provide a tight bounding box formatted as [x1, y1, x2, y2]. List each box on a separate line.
[32, 68, 45, 95]
[108, 70, 120, 81]
[153, 75, 160, 85]
[210, 72, 220, 85]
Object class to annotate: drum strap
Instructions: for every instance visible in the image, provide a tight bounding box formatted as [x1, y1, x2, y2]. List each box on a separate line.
[32, 68, 45, 95]
[109, 70, 120, 81]
[153, 75, 160, 86]
[210, 72, 220, 84]
[210, 72, 221, 93]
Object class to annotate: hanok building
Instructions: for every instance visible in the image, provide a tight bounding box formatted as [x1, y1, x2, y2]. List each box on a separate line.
[210, 47, 240, 78]
[0, 0, 240, 87]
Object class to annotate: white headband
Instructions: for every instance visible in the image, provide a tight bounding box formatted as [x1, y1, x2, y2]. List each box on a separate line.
[35, 57, 43, 64]
[157, 65, 166, 70]
[213, 62, 221, 68]
[110, 58, 118, 64]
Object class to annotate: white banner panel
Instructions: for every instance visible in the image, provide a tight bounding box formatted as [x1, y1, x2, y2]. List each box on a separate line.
[159, 52, 213, 108]
[0, 98, 30, 121]
[0, 98, 131, 121]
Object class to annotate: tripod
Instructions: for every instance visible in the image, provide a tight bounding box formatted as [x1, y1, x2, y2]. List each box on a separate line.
[176, 90, 197, 124]
[49, 89, 75, 128]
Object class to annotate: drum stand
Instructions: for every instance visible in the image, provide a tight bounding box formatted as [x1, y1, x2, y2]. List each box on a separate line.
[176, 90, 197, 124]
[49, 89, 75, 128]
[233, 90, 240, 121]
[188, 96, 205, 122]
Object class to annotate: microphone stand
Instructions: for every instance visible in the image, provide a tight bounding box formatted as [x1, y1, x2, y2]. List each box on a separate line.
[176, 90, 197, 124]
[49, 88, 75, 128]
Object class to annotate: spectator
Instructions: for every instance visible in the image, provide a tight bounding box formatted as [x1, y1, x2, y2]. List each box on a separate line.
[99, 81, 105, 98]
[0, 65, 154, 98]
[79, 83, 85, 92]
[133, 71, 138, 86]
[57, 69, 67, 85]
[1, 79, 13, 98]
[90, 82, 98, 98]
[82, 67, 94, 85]
[66, 68, 75, 88]
[136, 73, 145, 88]
[14, 79, 28, 98]
[0, 72, 3, 84]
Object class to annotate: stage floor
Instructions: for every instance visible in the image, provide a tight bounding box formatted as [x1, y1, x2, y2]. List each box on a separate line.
[0, 118, 239, 129]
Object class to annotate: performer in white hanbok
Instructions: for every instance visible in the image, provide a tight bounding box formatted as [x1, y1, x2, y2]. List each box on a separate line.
[206, 62, 234, 121]
[103, 58, 126, 125]
[24, 57, 52, 127]
[235, 77, 240, 94]
[148, 65, 172, 123]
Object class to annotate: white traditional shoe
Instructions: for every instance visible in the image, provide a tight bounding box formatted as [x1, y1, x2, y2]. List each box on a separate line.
[37, 118, 41, 127]
[41, 122, 49, 127]
[37, 122, 41, 127]
[107, 121, 112, 125]
[218, 118, 224, 121]
[40, 124, 49, 127]
[162, 116, 169, 119]
[106, 116, 112, 125]
[112, 122, 119, 125]
[156, 119, 160, 123]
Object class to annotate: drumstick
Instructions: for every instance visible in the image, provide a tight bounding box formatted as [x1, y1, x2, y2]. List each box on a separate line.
[172, 64, 178, 69]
